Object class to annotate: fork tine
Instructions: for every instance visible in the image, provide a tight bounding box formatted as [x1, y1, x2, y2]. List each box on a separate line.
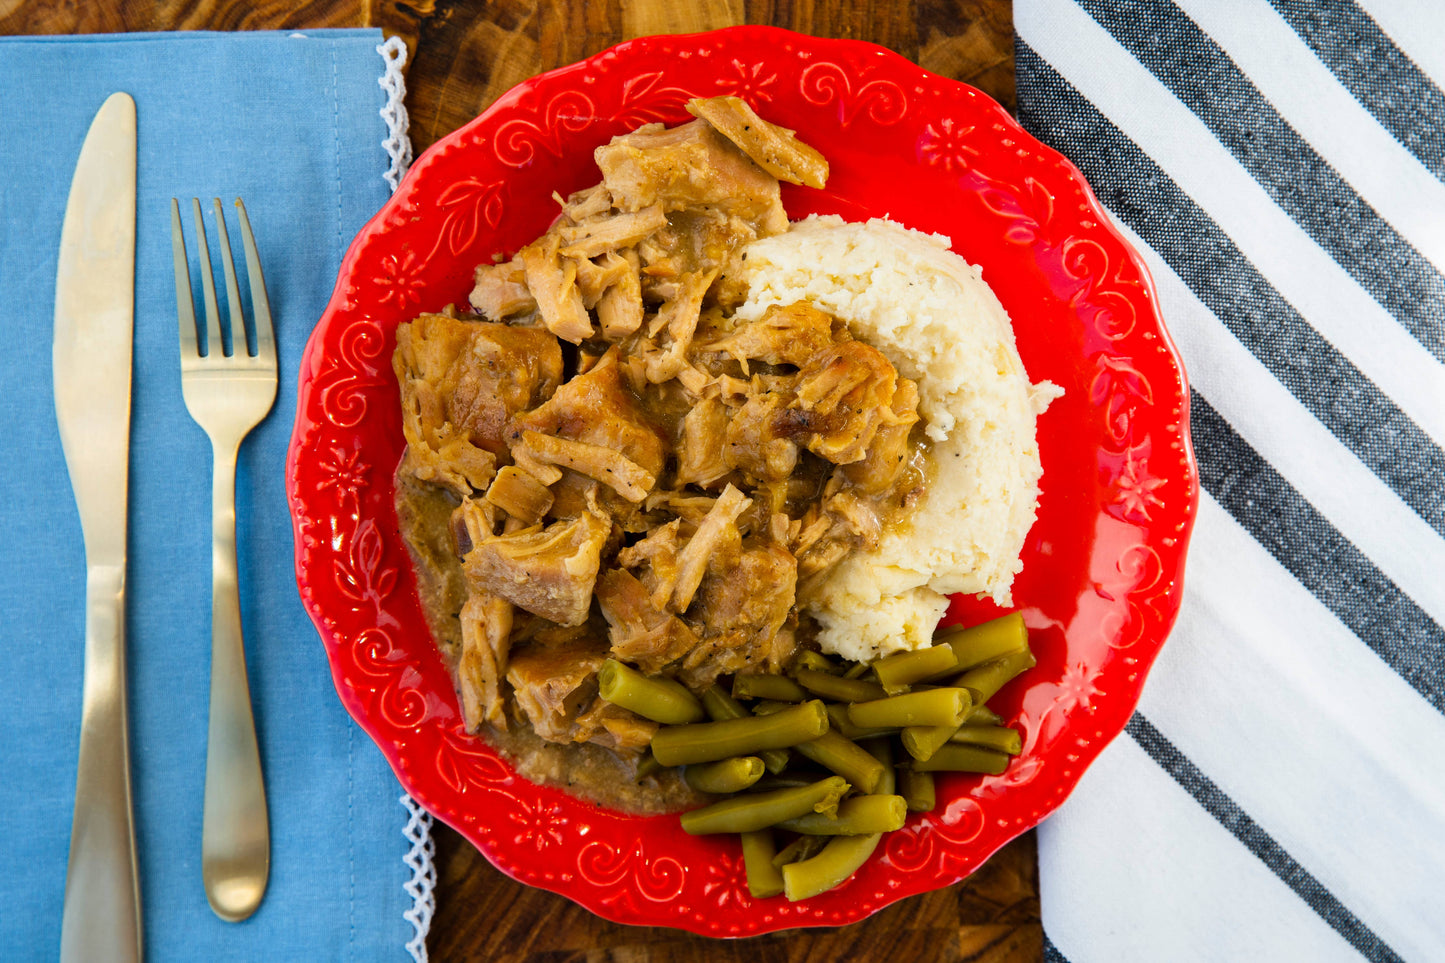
[171, 199, 200, 360]
[233, 198, 275, 368]
[190, 197, 227, 357]
[212, 198, 252, 357]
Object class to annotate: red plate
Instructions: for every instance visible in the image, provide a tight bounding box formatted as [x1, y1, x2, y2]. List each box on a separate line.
[287, 26, 1198, 935]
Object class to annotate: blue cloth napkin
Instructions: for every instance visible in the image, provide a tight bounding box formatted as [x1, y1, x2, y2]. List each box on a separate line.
[1016, 1, 1445, 960]
[0, 30, 421, 960]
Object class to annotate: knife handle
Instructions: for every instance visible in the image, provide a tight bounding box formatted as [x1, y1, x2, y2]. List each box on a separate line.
[60, 564, 142, 963]
[202, 443, 270, 922]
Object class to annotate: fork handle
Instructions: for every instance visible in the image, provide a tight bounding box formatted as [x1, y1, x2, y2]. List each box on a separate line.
[202, 441, 270, 922]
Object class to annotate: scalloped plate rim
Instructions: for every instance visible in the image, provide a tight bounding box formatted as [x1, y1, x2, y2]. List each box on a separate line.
[285, 24, 1200, 936]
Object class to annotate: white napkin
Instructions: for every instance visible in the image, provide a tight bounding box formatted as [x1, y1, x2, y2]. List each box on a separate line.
[1014, 1, 1445, 960]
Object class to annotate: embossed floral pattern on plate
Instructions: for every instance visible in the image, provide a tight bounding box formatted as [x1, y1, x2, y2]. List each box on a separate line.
[286, 26, 1199, 936]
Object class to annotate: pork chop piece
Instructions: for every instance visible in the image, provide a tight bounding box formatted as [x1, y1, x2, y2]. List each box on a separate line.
[785, 339, 906, 465]
[510, 347, 668, 481]
[635, 208, 760, 301]
[677, 538, 798, 688]
[705, 300, 836, 370]
[483, 465, 555, 527]
[520, 232, 593, 344]
[463, 509, 610, 626]
[842, 376, 921, 495]
[573, 700, 659, 752]
[507, 633, 659, 749]
[675, 396, 731, 489]
[685, 96, 829, 189]
[469, 256, 536, 321]
[505, 635, 608, 742]
[723, 384, 800, 483]
[594, 567, 699, 675]
[456, 591, 514, 732]
[396, 431, 496, 500]
[394, 313, 563, 456]
[594, 118, 788, 236]
[668, 483, 752, 613]
[513, 430, 657, 504]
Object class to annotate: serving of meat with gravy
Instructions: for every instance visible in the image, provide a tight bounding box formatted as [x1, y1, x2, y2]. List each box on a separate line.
[392, 97, 928, 812]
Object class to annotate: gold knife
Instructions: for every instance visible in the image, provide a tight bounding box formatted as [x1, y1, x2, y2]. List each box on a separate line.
[55, 92, 142, 963]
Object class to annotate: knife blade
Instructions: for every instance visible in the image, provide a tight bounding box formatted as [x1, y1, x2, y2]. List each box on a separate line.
[55, 91, 142, 963]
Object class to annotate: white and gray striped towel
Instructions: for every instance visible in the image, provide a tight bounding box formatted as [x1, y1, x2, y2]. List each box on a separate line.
[1014, 1, 1445, 960]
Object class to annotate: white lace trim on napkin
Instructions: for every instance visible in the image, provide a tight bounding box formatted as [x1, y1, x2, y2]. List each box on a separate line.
[401, 794, 436, 963]
[378, 36, 413, 192]
[378, 37, 429, 962]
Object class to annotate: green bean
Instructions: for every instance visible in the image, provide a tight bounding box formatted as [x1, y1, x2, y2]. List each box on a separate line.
[792, 650, 842, 675]
[934, 612, 1029, 675]
[795, 669, 887, 703]
[860, 737, 895, 796]
[749, 774, 818, 793]
[909, 743, 1010, 774]
[701, 686, 790, 774]
[781, 832, 882, 901]
[872, 644, 960, 693]
[652, 700, 830, 767]
[847, 688, 971, 729]
[954, 646, 1036, 707]
[898, 767, 936, 813]
[900, 723, 961, 761]
[778, 794, 907, 835]
[771, 833, 828, 868]
[842, 662, 872, 680]
[751, 700, 886, 792]
[635, 751, 663, 781]
[683, 756, 765, 794]
[701, 685, 742, 721]
[949, 725, 1022, 756]
[733, 673, 808, 702]
[793, 730, 886, 795]
[598, 659, 703, 725]
[741, 830, 785, 898]
[680, 775, 849, 835]
[963, 704, 1004, 727]
[825, 704, 899, 740]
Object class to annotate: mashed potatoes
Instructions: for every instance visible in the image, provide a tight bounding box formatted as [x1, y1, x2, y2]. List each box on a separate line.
[735, 216, 1060, 662]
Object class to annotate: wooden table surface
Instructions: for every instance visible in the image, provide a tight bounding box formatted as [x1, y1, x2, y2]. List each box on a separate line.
[6, 2, 1035, 960]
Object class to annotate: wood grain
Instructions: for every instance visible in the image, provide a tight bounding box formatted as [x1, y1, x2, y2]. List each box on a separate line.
[430, 823, 1040, 963]
[386, 0, 1014, 153]
[6, 0, 1030, 959]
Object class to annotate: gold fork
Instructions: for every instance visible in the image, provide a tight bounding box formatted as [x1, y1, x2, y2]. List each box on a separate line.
[169, 198, 275, 922]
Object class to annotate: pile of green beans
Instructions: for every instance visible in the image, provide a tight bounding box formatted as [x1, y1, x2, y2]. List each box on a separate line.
[600, 612, 1036, 901]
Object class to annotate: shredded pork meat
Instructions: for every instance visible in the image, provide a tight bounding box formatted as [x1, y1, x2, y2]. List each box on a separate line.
[393, 97, 927, 762]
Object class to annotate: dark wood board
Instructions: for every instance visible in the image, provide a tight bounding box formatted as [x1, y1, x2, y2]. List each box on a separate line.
[4, 2, 1033, 959]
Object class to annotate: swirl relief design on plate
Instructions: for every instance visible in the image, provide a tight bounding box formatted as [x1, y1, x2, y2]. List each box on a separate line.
[578, 841, 687, 906]
[1064, 236, 1140, 343]
[800, 60, 909, 127]
[885, 795, 986, 873]
[494, 89, 598, 168]
[1091, 353, 1155, 448]
[287, 25, 1198, 936]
